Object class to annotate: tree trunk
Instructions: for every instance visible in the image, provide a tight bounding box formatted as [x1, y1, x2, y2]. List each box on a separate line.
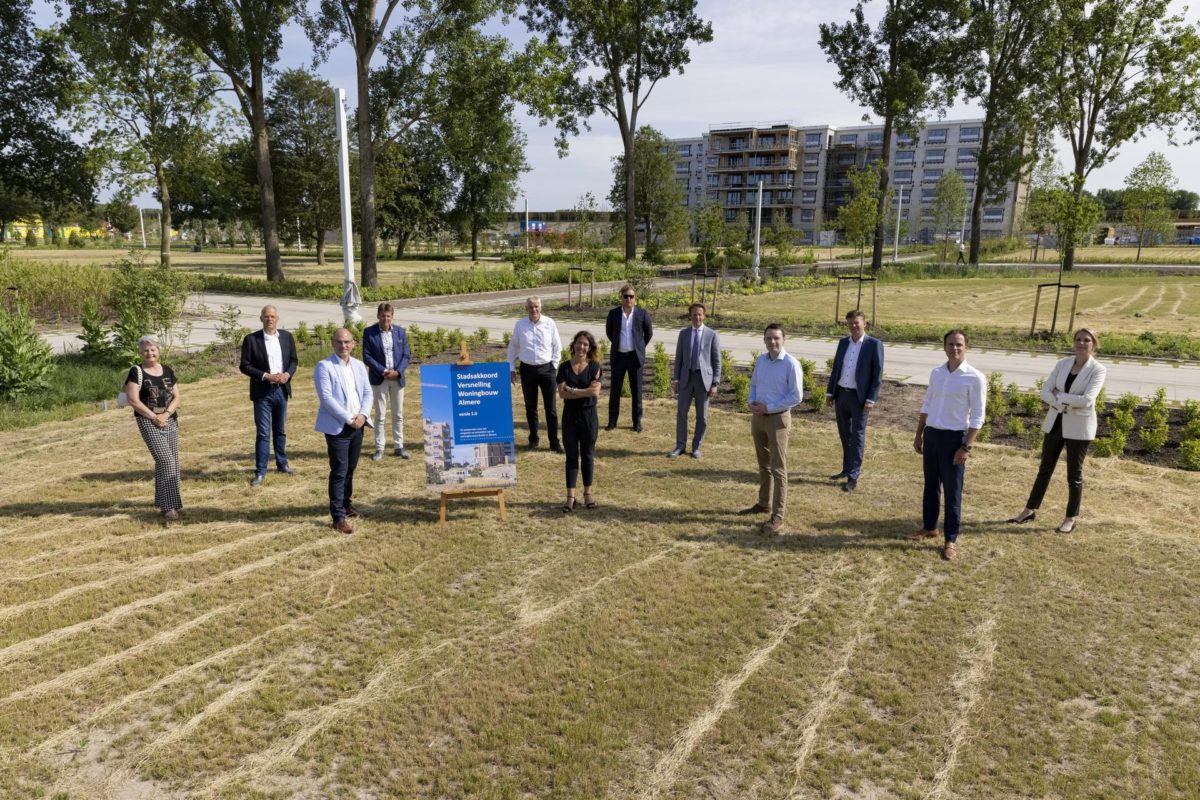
[397, 232, 409, 258]
[623, 126, 637, 263]
[249, 70, 284, 282]
[355, 59, 378, 288]
[871, 116, 894, 272]
[155, 161, 172, 268]
[471, 221, 479, 261]
[969, 122, 993, 267]
[316, 228, 326, 265]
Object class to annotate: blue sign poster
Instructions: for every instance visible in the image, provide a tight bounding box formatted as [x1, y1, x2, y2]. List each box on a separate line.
[420, 363, 517, 491]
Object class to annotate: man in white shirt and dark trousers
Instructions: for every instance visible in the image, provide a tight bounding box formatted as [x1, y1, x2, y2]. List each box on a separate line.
[362, 303, 412, 460]
[314, 328, 374, 534]
[508, 296, 563, 452]
[826, 310, 884, 492]
[239, 304, 298, 487]
[909, 330, 987, 561]
[742, 324, 805, 535]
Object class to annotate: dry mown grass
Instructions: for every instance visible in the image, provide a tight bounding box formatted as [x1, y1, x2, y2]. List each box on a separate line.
[1, 370, 1198, 798]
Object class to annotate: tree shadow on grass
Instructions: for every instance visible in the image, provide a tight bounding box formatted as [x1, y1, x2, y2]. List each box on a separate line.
[637, 467, 757, 484]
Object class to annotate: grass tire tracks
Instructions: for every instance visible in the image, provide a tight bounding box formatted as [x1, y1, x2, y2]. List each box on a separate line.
[200, 545, 684, 797]
[926, 615, 998, 800]
[0, 526, 296, 626]
[636, 556, 852, 800]
[0, 532, 341, 667]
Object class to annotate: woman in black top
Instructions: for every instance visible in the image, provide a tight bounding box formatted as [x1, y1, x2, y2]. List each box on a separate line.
[556, 330, 603, 512]
[125, 334, 183, 521]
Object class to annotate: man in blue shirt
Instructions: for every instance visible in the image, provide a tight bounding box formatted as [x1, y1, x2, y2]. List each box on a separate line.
[742, 323, 805, 534]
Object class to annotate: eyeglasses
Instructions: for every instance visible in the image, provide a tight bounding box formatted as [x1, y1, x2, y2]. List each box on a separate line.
[622, 294, 635, 299]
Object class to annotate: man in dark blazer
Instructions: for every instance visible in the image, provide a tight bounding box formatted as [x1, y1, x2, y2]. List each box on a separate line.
[362, 302, 413, 460]
[825, 310, 884, 491]
[239, 304, 298, 486]
[604, 283, 654, 432]
[670, 303, 721, 459]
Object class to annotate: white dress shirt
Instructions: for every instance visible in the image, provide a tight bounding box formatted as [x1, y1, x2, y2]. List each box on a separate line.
[380, 328, 394, 370]
[838, 337, 863, 390]
[338, 358, 362, 418]
[920, 362, 987, 431]
[508, 315, 563, 370]
[263, 330, 283, 374]
[619, 310, 635, 352]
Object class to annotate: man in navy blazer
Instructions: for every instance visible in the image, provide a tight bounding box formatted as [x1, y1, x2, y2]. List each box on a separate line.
[239, 304, 298, 486]
[314, 328, 374, 534]
[604, 283, 654, 432]
[361, 302, 412, 460]
[825, 310, 884, 491]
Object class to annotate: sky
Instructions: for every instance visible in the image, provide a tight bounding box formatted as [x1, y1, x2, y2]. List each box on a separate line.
[32, 0, 1200, 209]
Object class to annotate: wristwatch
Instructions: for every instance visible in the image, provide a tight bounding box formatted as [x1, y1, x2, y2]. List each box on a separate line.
[960, 444, 973, 452]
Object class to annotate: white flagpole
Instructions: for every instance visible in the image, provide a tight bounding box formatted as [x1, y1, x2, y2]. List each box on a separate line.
[334, 88, 362, 323]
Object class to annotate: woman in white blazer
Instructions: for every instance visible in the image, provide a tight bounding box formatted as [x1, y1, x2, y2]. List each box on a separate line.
[1008, 329, 1107, 533]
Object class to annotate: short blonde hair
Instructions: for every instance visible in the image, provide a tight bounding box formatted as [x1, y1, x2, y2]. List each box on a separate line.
[1075, 328, 1099, 351]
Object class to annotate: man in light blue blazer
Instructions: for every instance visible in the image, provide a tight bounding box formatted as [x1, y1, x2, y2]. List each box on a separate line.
[825, 310, 884, 492]
[670, 303, 721, 458]
[314, 328, 374, 534]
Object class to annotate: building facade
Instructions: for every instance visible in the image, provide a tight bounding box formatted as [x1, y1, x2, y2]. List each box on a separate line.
[669, 119, 1027, 246]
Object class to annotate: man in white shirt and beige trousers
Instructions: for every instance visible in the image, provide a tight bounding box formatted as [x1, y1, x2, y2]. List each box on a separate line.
[908, 329, 987, 561]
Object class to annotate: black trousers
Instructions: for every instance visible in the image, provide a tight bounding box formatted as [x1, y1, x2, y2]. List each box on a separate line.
[1025, 417, 1090, 517]
[608, 351, 644, 426]
[563, 405, 598, 489]
[519, 361, 559, 447]
[325, 423, 364, 522]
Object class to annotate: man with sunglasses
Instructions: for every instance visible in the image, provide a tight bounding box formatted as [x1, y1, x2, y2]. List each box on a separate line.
[604, 284, 653, 432]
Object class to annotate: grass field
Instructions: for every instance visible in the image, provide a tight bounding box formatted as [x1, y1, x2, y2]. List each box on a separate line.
[1, 370, 1198, 798]
[991, 245, 1200, 265]
[9, 248, 508, 282]
[721, 274, 1200, 337]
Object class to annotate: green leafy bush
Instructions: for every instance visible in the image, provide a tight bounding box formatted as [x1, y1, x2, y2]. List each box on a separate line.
[1006, 417, 1026, 436]
[0, 303, 55, 398]
[986, 372, 1007, 418]
[1139, 388, 1169, 452]
[1092, 432, 1127, 457]
[68, 231, 85, 248]
[1018, 391, 1042, 417]
[652, 342, 670, 399]
[1180, 439, 1200, 471]
[719, 349, 733, 380]
[1182, 398, 1200, 425]
[798, 358, 826, 412]
[729, 372, 750, 412]
[1115, 392, 1140, 414]
[1108, 408, 1135, 435]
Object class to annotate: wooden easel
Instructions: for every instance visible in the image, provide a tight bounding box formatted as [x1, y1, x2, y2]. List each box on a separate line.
[437, 342, 508, 526]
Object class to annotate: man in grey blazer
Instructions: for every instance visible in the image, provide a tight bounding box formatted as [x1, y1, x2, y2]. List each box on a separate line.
[669, 303, 721, 458]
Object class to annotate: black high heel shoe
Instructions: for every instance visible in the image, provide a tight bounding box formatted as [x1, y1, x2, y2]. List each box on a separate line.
[1006, 510, 1036, 524]
[562, 497, 577, 513]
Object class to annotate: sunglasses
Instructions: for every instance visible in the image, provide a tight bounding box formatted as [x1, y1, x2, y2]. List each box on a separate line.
[622, 294, 635, 299]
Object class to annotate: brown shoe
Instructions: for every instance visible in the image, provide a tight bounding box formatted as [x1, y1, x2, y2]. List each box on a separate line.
[345, 505, 363, 519]
[738, 503, 769, 515]
[942, 541, 957, 560]
[905, 529, 939, 541]
[333, 519, 354, 534]
[761, 515, 784, 534]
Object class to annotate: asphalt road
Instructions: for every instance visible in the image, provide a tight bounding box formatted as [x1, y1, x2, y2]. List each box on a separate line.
[42, 284, 1200, 402]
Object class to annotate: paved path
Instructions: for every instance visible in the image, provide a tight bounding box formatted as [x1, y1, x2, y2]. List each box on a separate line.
[44, 286, 1200, 401]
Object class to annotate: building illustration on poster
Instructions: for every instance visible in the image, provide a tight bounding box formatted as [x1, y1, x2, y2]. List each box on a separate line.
[420, 363, 517, 489]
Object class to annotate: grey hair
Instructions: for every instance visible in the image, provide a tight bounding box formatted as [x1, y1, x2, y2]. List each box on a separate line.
[138, 334, 160, 348]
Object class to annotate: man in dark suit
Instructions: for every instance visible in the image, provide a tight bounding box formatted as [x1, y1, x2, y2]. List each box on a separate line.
[825, 310, 884, 492]
[604, 283, 653, 432]
[669, 303, 721, 459]
[362, 302, 413, 460]
[239, 304, 298, 487]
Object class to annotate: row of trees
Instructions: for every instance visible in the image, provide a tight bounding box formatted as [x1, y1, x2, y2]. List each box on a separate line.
[3, 0, 716, 284]
[819, 0, 1200, 270]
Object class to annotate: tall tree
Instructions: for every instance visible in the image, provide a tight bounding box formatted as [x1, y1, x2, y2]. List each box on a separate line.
[1123, 151, 1176, 261]
[521, 0, 712, 264]
[1022, 152, 1060, 261]
[442, 34, 529, 262]
[151, 0, 302, 281]
[64, 1, 220, 267]
[306, 0, 505, 287]
[266, 69, 340, 265]
[691, 201, 725, 273]
[819, 0, 967, 273]
[931, 169, 968, 263]
[1169, 189, 1199, 214]
[837, 164, 890, 274]
[1045, 0, 1200, 270]
[607, 125, 683, 256]
[0, 3, 95, 239]
[959, 0, 1051, 264]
